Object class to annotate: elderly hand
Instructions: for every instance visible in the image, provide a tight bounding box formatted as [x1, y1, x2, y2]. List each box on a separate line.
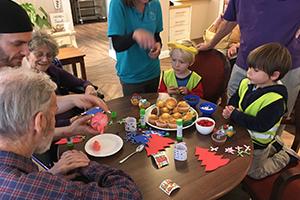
[85, 85, 98, 96]
[222, 105, 235, 119]
[68, 115, 100, 136]
[73, 94, 109, 112]
[132, 29, 156, 50]
[148, 42, 161, 59]
[57, 94, 109, 114]
[48, 150, 90, 180]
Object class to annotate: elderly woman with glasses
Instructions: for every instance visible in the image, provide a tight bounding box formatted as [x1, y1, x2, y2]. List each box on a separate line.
[25, 32, 105, 168]
[26, 31, 97, 96]
[26, 31, 102, 129]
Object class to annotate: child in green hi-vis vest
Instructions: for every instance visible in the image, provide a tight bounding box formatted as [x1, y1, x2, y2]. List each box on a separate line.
[158, 40, 204, 98]
[223, 42, 300, 179]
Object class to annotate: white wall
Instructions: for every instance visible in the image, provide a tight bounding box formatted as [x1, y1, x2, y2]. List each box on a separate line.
[14, 0, 75, 31]
[187, 0, 222, 39]
[160, 0, 169, 55]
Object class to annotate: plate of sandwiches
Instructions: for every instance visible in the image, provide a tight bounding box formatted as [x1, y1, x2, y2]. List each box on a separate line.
[145, 97, 198, 131]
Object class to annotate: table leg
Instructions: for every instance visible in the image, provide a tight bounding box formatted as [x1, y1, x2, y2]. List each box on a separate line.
[72, 63, 78, 78]
[79, 59, 87, 80]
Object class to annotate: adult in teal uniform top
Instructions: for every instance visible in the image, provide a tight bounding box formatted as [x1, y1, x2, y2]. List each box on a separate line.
[107, 0, 163, 96]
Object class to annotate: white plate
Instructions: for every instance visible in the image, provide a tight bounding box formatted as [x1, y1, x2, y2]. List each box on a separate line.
[85, 133, 123, 157]
[145, 104, 198, 131]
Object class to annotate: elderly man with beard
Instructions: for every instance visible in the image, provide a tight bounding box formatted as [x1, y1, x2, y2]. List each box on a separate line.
[0, 0, 109, 138]
[0, 0, 111, 167]
[0, 67, 142, 199]
[0, 1, 142, 199]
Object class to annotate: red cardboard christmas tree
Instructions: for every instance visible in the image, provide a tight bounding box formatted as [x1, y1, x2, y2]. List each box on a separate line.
[145, 134, 175, 156]
[195, 147, 230, 171]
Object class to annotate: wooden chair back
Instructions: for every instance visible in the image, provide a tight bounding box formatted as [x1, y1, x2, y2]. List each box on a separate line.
[188, 49, 231, 104]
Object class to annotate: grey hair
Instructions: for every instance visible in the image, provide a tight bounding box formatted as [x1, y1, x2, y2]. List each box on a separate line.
[29, 31, 59, 57]
[0, 67, 57, 138]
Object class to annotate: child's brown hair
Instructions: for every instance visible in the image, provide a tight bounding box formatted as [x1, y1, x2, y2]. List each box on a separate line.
[247, 42, 291, 80]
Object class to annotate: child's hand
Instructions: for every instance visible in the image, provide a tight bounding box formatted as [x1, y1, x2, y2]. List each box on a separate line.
[167, 86, 178, 95]
[222, 105, 235, 119]
[178, 86, 188, 95]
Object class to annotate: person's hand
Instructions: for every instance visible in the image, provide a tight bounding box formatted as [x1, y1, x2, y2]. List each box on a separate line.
[178, 86, 188, 95]
[227, 43, 239, 59]
[132, 29, 155, 49]
[148, 42, 161, 59]
[222, 105, 235, 119]
[69, 115, 99, 136]
[295, 27, 300, 39]
[85, 85, 98, 96]
[196, 42, 213, 51]
[48, 150, 90, 180]
[72, 94, 109, 113]
[167, 86, 178, 95]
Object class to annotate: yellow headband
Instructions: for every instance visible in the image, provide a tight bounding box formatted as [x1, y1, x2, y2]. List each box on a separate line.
[168, 42, 198, 55]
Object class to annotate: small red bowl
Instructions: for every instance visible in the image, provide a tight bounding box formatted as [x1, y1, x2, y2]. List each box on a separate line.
[195, 117, 215, 135]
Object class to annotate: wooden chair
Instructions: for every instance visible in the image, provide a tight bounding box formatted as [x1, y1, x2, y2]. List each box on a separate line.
[242, 92, 300, 200]
[188, 49, 231, 104]
[52, 58, 105, 99]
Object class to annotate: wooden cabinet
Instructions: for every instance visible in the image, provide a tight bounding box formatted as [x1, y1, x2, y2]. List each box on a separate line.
[169, 5, 191, 41]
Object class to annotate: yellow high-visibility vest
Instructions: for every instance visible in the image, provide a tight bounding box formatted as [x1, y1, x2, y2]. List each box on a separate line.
[162, 69, 202, 91]
[238, 78, 284, 145]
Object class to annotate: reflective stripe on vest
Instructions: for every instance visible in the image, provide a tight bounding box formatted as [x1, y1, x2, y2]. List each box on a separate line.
[238, 78, 283, 144]
[162, 69, 202, 91]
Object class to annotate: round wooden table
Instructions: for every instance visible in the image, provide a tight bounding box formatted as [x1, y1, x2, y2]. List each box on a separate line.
[60, 93, 253, 200]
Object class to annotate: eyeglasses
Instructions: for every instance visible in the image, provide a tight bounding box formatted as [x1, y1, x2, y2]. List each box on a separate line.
[32, 51, 54, 60]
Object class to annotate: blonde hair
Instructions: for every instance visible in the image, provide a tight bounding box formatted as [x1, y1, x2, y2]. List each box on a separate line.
[169, 40, 197, 64]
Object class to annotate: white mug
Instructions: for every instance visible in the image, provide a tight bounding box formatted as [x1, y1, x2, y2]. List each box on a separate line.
[125, 117, 137, 132]
[174, 142, 188, 161]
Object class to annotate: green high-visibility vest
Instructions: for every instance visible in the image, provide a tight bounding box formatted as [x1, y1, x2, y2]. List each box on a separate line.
[238, 78, 284, 145]
[162, 69, 202, 91]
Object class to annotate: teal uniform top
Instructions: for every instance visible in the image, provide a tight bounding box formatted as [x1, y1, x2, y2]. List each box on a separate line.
[107, 0, 163, 84]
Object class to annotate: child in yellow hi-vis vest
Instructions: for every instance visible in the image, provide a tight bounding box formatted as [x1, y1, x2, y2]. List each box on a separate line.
[158, 40, 204, 98]
[223, 42, 300, 179]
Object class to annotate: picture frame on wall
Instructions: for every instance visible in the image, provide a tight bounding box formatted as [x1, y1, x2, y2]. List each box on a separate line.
[49, 12, 65, 32]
